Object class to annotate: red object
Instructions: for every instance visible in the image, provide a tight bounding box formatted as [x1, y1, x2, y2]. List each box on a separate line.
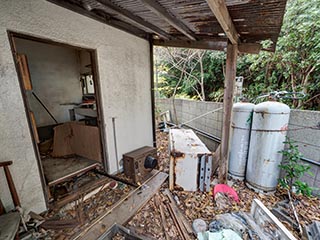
[213, 184, 239, 202]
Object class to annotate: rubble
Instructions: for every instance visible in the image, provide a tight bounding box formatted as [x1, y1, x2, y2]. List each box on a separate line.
[17, 131, 320, 239]
[126, 131, 320, 239]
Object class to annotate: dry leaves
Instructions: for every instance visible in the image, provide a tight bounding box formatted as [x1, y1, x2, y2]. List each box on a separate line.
[126, 131, 320, 239]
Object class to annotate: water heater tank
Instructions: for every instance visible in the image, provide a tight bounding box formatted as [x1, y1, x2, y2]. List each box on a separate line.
[246, 101, 290, 192]
[229, 102, 255, 180]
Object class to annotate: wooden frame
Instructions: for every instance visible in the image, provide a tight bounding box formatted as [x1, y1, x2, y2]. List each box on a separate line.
[7, 31, 109, 204]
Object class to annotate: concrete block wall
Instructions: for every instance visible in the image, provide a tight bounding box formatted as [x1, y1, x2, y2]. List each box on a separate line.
[287, 110, 320, 195]
[156, 98, 320, 195]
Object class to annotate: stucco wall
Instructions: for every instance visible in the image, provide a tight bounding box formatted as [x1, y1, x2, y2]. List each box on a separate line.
[0, 0, 153, 213]
[15, 38, 83, 126]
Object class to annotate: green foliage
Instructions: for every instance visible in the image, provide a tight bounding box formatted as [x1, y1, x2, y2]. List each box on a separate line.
[155, 0, 320, 109]
[279, 138, 314, 197]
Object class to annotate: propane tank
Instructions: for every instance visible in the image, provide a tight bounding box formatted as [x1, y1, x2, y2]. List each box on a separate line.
[246, 101, 290, 192]
[229, 102, 255, 180]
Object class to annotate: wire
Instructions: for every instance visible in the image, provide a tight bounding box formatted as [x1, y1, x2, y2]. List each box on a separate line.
[254, 91, 306, 103]
[169, 107, 223, 129]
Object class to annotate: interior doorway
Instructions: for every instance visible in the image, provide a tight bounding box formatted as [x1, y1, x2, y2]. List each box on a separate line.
[8, 32, 107, 204]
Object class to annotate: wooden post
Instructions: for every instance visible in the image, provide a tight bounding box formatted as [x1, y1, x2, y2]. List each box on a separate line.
[219, 42, 238, 183]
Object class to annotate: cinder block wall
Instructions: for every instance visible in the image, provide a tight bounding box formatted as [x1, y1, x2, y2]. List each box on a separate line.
[156, 98, 320, 195]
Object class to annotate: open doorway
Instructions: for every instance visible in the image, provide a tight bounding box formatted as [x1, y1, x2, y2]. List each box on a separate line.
[9, 32, 107, 204]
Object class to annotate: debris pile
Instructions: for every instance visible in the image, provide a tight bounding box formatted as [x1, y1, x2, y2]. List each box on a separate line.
[126, 132, 320, 239]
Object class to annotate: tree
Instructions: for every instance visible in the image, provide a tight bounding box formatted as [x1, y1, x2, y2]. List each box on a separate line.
[155, 0, 320, 110]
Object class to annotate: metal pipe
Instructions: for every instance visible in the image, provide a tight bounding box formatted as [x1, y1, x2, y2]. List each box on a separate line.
[149, 37, 156, 147]
[32, 91, 58, 124]
[301, 156, 320, 166]
[112, 117, 119, 172]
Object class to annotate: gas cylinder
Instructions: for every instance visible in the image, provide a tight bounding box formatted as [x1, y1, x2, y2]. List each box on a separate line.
[229, 102, 255, 180]
[246, 101, 290, 192]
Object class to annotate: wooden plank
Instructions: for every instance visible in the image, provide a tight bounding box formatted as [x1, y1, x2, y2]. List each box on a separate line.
[95, 0, 171, 40]
[140, 0, 197, 40]
[206, 0, 239, 44]
[52, 123, 73, 157]
[29, 111, 40, 144]
[3, 165, 21, 207]
[219, 42, 237, 183]
[50, 177, 110, 209]
[17, 54, 32, 90]
[163, 189, 193, 235]
[153, 39, 226, 51]
[154, 195, 170, 240]
[238, 43, 261, 54]
[47, 0, 148, 39]
[153, 39, 260, 54]
[71, 123, 102, 162]
[212, 144, 220, 175]
[52, 122, 102, 162]
[73, 171, 168, 240]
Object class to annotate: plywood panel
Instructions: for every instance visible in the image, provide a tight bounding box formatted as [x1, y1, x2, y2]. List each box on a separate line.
[52, 122, 102, 162]
[71, 123, 102, 162]
[52, 123, 73, 157]
[17, 54, 32, 90]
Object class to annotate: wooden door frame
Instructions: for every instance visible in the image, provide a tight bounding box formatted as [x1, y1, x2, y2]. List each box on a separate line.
[7, 31, 109, 206]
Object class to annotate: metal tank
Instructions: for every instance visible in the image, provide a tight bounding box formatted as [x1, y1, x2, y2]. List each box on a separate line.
[229, 102, 255, 180]
[246, 101, 290, 192]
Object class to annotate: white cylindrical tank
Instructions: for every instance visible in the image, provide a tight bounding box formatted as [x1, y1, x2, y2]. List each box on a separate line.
[229, 102, 255, 180]
[246, 101, 290, 192]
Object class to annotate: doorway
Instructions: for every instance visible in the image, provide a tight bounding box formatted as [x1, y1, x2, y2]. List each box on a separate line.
[8, 32, 107, 204]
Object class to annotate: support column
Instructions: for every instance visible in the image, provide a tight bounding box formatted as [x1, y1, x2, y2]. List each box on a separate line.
[219, 42, 238, 183]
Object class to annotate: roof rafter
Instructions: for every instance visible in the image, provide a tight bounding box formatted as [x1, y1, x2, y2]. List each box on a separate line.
[153, 39, 261, 54]
[140, 0, 197, 41]
[47, 0, 148, 38]
[94, 0, 171, 39]
[206, 0, 239, 44]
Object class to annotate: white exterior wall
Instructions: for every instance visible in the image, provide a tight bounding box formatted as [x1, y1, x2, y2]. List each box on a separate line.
[0, 0, 153, 213]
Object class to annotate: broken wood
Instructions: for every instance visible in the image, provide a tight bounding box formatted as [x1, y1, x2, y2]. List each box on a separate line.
[73, 170, 168, 240]
[40, 218, 79, 230]
[154, 194, 170, 240]
[50, 176, 111, 209]
[164, 200, 186, 239]
[163, 189, 193, 235]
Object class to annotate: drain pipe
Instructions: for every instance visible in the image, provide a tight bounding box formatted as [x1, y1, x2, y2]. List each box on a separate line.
[112, 117, 119, 172]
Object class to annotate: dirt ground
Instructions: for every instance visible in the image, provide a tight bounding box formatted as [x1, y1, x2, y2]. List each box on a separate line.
[126, 131, 320, 240]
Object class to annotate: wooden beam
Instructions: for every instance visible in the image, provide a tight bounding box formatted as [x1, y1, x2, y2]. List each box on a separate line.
[153, 39, 261, 54]
[47, 0, 148, 38]
[238, 43, 261, 54]
[95, 0, 172, 39]
[140, 0, 197, 40]
[206, 0, 239, 44]
[153, 39, 227, 51]
[219, 42, 237, 183]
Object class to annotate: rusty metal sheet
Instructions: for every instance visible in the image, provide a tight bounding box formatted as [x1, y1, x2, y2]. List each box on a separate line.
[169, 129, 212, 192]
